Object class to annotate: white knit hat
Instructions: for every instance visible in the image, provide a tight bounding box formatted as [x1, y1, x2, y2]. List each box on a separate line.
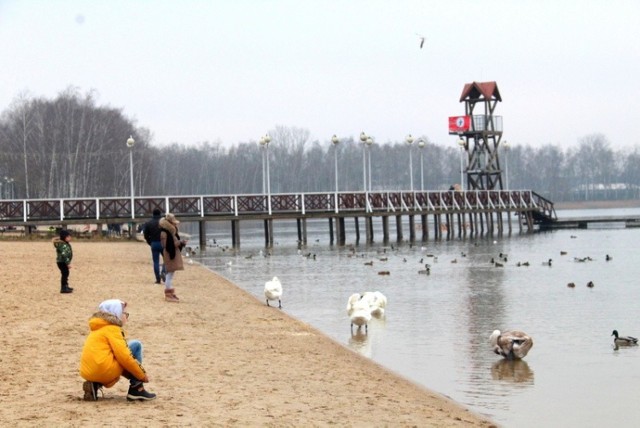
[98, 299, 127, 318]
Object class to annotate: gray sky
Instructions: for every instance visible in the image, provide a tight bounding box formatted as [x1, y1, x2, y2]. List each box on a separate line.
[1, 0, 638, 149]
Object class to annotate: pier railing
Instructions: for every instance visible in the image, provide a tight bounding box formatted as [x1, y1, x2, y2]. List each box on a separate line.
[0, 190, 556, 225]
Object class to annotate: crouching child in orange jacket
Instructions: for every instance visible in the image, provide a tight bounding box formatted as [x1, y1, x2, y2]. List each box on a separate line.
[79, 299, 156, 401]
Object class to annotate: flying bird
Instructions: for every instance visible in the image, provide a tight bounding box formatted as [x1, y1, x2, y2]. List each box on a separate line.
[416, 33, 425, 49]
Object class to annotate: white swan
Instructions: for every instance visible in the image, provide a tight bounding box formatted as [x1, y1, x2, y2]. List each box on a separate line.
[490, 330, 534, 360]
[264, 276, 282, 308]
[347, 293, 371, 333]
[361, 291, 387, 317]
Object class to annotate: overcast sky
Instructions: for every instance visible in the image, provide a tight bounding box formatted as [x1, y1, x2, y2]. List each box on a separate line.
[1, 0, 638, 150]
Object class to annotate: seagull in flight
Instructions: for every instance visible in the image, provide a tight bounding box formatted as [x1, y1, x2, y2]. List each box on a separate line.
[416, 33, 426, 49]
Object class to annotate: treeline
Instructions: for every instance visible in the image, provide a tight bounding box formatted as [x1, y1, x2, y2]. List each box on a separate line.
[1, 88, 639, 202]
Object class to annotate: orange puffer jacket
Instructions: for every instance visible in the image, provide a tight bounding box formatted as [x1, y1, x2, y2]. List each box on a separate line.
[79, 312, 146, 387]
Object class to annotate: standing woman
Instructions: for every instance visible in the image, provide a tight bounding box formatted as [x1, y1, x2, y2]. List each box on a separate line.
[159, 213, 187, 302]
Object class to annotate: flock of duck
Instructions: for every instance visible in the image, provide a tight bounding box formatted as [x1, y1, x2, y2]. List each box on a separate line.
[252, 244, 628, 360]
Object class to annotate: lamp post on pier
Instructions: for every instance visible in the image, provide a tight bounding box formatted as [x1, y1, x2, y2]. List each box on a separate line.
[405, 134, 415, 192]
[359, 132, 368, 192]
[366, 137, 373, 191]
[126, 136, 135, 219]
[503, 140, 510, 191]
[259, 134, 272, 214]
[457, 137, 466, 191]
[331, 135, 340, 213]
[417, 139, 425, 191]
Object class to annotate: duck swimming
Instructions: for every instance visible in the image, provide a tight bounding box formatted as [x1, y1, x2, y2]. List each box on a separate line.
[612, 330, 638, 346]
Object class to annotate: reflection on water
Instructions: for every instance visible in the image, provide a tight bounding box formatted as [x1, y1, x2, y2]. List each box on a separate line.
[187, 211, 640, 427]
[491, 359, 534, 385]
[348, 330, 370, 357]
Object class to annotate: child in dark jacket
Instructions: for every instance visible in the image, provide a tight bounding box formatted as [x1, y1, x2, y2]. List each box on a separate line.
[52, 229, 73, 293]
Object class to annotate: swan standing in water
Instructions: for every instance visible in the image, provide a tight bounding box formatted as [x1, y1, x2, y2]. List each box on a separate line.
[490, 330, 534, 360]
[347, 293, 371, 333]
[360, 291, 387, 318]
[264, 276, 282, 308]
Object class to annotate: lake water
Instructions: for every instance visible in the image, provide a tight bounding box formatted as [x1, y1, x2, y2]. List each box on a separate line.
[185, 208, 640, 427]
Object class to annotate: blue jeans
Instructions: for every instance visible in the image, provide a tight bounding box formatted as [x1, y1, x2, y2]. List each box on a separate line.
[150, 241, 165, 282]
[126, 339, 143, 386]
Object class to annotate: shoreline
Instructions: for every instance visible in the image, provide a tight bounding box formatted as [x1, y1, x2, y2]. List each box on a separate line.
[1, 241, 495, 427]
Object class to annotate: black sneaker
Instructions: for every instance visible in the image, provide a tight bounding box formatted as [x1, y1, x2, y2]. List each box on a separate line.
[61, 288, 73, 294]
[160, 271, 166, 282]
[83, 381, 102, 401]
[126, 385, 157, 401]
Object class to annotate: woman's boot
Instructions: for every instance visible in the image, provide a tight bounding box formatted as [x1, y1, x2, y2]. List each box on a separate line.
[164, 288, 179, 302]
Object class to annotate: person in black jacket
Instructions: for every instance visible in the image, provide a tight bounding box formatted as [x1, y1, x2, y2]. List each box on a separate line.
[142, 209, 165, 284]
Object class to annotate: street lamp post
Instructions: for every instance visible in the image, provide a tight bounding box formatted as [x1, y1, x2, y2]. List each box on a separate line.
[417, 139, 425, 191]
[366, 137, 373, 191]
[359, 132, 368, 192]
[331, 135, 340, 213]
[405, 134, 415, 192]
[457, 137, 466, 191]
[260, 134, 272, 214]
[503, 140, 510, 191]
[126, 135, 135, 218]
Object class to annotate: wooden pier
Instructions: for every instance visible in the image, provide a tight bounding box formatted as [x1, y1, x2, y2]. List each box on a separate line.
[0, 189, 556, 247]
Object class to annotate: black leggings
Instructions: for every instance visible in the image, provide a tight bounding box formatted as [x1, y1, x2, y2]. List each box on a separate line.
[57, 262, 69, 287]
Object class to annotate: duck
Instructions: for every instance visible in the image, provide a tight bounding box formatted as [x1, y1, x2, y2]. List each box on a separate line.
[587, 281, 594, 288]
[560, 251, 568, 255]
[567, 282, 575, 288]
[377, 271, 390, 276]
[264, 276, 283, 308]
[418, 264, 431, 275]
[542, 258, 552, 266]
[606, 254, 612, 261]
[347, 293, 371, 333]
[611, 330, 638, 346]
[489, 330, 534, 360]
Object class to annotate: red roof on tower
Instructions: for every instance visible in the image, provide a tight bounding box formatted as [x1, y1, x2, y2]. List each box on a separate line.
[459, 81, 502, 102]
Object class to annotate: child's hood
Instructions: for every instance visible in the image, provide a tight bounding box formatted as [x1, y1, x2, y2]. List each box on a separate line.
[52, 237, 66, 247]
[88, 311, 123, 330]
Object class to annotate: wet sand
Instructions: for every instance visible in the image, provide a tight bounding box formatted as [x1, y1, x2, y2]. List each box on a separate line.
[1, 240, 495, 427]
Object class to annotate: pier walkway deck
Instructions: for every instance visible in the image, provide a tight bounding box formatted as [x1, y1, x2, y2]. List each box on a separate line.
[0, 189, 556, 247]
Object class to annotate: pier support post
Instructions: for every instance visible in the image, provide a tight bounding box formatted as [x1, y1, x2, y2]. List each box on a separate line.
[264, 219, 273, 248]
[231, 220, 240, 248]
[338, 217, 346, 245]
[328, 218, 335, 245]
[381, 216, 389, 242]
[199, 220, 207, 248]
[395, 215, 403, 242]
[366, 217, 374, 243]
[421, 214, 428, 241]
[354, 217, 361, 243]
[408, 215, 415, 242]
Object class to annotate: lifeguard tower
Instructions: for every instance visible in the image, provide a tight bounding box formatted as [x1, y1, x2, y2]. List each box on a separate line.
[449, 81, 504, 190]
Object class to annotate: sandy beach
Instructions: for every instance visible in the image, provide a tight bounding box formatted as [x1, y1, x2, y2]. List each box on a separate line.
[0, 238, 495, 427]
